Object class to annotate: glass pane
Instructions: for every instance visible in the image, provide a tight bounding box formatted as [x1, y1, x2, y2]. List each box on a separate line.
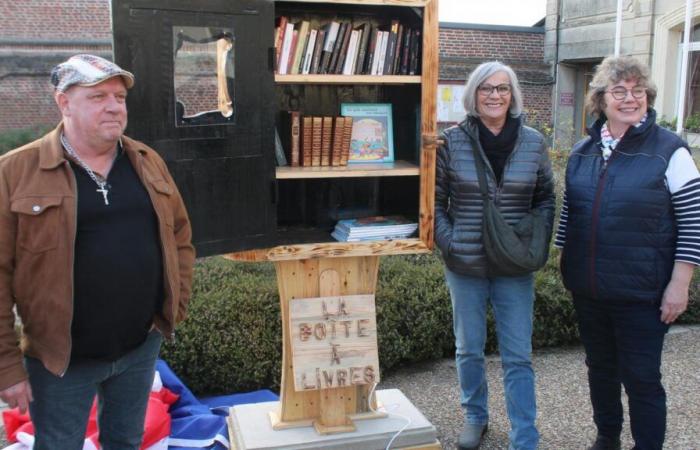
[173, 26, 235, 127]
[683, 51, 700, 132]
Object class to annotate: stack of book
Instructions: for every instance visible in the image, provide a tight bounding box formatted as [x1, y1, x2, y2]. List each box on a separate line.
[274, 16, 422, 76]
[280, 112, 353, 167]
[331, 216, 419, 242]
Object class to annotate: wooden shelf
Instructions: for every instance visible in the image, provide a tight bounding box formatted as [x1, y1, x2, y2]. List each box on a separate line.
[276, 160, 420, 179]
[275, 74, 421, 84]
[224, 237, 431, 262]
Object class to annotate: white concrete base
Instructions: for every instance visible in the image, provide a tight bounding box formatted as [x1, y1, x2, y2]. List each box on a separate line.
[228, 389, 438, 450]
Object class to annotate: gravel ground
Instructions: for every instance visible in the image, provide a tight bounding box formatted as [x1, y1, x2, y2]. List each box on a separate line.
[1, 326, 697, 449]
[382, 325, 700, 450]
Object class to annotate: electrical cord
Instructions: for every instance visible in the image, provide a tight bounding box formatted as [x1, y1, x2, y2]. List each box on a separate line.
[367, 382, 413, 450]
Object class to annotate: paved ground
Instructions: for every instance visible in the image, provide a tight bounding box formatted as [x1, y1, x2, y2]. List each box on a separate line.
[382, 325, 700, 450]
[1, 326, 697, 449]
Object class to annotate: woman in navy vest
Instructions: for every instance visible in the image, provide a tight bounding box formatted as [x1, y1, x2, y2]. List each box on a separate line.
[556, 56, 699, 450]
[436, 61, 555, 450]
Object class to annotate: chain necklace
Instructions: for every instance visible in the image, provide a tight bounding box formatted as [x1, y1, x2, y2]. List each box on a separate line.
[60, 133, 111, 205]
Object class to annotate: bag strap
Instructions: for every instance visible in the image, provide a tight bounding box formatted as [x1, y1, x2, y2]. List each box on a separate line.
[469, 133, 491, 202]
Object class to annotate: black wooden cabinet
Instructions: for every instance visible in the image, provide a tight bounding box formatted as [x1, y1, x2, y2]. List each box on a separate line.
[112, 0, 438, 260]
[112, 0, 277, 257]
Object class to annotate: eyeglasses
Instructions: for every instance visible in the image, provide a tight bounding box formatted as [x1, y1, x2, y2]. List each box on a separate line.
[606, 86, 647, 100]
[478, 84, 512, 96]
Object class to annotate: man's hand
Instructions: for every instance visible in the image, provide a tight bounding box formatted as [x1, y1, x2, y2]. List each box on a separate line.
[0, 380, 33, 414]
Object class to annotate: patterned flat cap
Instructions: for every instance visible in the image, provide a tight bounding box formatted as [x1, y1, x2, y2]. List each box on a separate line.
[51, 54, 135, 92]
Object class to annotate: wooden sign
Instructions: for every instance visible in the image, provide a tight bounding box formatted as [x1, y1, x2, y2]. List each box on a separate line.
[289, 294, 380, 392]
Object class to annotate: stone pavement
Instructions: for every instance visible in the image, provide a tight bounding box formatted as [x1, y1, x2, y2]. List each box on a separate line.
[1, 325, 697, 449]
[382, 325, 700, 450]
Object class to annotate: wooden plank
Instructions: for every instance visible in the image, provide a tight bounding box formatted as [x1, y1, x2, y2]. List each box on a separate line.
[398, 441, 443, 450]
[273, 256, 381, 430]
[266, 239, 430, 261]
[276, 160, 419, 179]
[275, 259, 322, 427]
[275, 74, 422, 84]
[418, 0, 438, 250]
[289, 294, 380, 391]
[315, 269, 357, 434]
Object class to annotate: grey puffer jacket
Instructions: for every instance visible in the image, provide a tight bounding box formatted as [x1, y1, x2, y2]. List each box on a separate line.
[434, 116, 555, 277]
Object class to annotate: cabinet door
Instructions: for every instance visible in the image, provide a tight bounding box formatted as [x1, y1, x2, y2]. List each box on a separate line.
[112, 0, 276, 257]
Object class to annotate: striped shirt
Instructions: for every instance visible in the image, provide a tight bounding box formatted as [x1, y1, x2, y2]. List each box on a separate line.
[555, 147, 700, 266]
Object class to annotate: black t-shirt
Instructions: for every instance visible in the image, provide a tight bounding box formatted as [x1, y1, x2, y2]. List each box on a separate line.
[69, 148, 163, 362]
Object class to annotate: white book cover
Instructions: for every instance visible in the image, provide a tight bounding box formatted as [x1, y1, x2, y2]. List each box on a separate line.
[342, 30, 360, 75]
[278, 22, 296, 75]
[375, 31, 389, 75]
[302, 29, 318, 74]
[370, 31, 385, 75]
[323, 21, 340, 52]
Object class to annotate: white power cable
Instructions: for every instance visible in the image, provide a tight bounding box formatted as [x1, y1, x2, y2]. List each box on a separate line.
[367, 383, 413, 450]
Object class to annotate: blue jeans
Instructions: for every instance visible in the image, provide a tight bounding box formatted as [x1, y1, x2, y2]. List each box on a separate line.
[26, 330, 162, 450]
[573, 295, 669, 450]
[444, 268, 538, 450]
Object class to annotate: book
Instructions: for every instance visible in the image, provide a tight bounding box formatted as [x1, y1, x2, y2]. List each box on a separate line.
[301, 28, 318, 74]
[319, 21, 340, 74]
[331, 215, 418, 242]
[278, 22, 296, 75]
[334, 21, 353, 74]
[340, 103, 394, 163]
[302, 116, 313, 166]
[391, 23, 404, 75]
[320, 116, 333, 166]
[342, 29, 360, 75]
[375, 31, 389, 75]
[364, 27, 379, 75]
[274, 128, 287, 166]
[409, 28, 421, 75]
[328, 22, 348, 74]
[309, 29, 326, 74]
[290, 21, 310, 75]
[340, 116, 353, 166]
[399, 27, 412, 75]
[285, 29, 299, 74]
[311, 116, 323, 166]
[289, 110, 301, 167]
[331, 117, 345, 166]
[383, 20, 399, 75]
[354, 23, 371, 74]
[274, 16, 289, 71]
[370, 30, 384, 75]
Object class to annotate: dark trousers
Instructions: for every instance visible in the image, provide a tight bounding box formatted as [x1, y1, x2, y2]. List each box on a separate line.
[573, 295, 669, 450]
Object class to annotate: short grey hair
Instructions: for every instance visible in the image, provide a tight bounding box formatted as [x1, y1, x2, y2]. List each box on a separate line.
[586, 55, 657, 118]
[461, 61, 523, 118]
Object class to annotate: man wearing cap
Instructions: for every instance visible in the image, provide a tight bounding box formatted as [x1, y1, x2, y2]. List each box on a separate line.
[0, 54, 195, 448]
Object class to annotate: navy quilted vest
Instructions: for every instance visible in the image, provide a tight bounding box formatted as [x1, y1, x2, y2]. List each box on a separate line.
[561, 109, 685, 303]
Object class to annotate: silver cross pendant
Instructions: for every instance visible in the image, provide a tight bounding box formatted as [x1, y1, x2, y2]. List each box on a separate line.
[97, 187, 110, 205]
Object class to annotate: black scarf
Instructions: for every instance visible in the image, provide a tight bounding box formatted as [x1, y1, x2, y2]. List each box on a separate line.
[475, 114, 520, 184]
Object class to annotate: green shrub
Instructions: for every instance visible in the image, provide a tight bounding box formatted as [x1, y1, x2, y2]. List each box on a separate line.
[0, 125, 53, 156]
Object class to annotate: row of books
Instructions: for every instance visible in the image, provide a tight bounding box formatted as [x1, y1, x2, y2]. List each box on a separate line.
[280, 112, 354, 167]
[274, 16, 421, 76]
[331, 215, 419, 242]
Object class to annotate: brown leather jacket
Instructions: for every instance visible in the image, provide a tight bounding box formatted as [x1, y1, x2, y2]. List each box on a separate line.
[0, 124, 195, 389]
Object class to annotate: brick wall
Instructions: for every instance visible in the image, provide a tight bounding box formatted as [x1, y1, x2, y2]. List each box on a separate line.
[0, 0, 110, 40]
[438, 24, 552, 129]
